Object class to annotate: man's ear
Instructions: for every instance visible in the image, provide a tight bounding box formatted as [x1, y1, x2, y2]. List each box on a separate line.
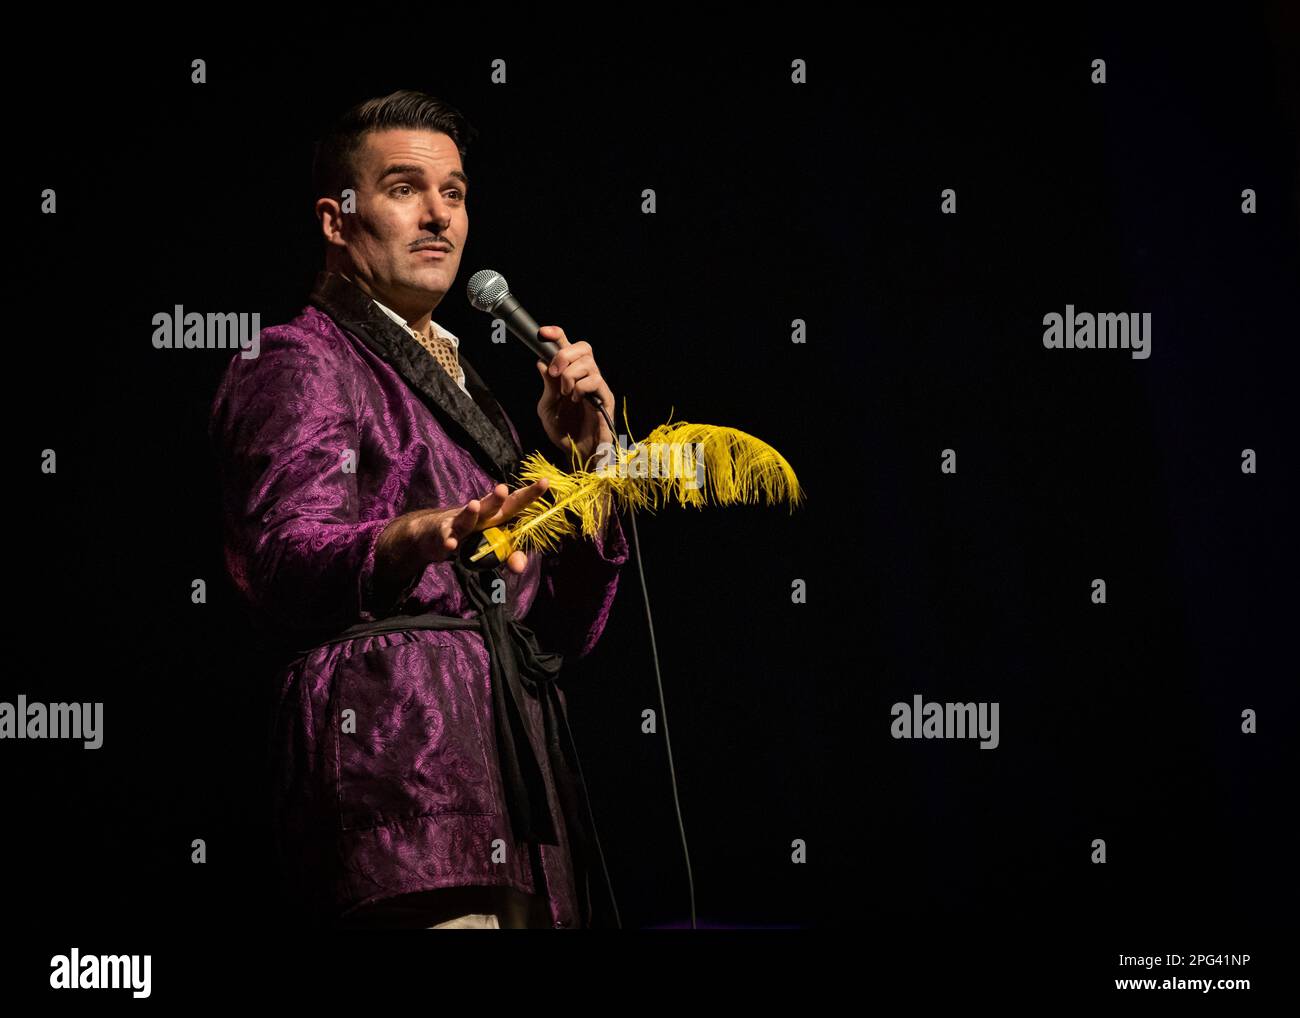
[315, 197, 347, 247]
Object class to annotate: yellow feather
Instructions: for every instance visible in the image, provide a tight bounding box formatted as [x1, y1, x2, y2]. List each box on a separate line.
[500, 398, 804, 557]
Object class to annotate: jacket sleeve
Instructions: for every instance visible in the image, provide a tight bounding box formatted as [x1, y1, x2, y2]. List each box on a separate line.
[523, 500, 629, 661]
[209, 326, 421, 635]
[486, 400, 629, 661]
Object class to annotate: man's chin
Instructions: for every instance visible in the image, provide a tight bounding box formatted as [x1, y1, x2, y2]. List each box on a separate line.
[401, 270, 453, 300]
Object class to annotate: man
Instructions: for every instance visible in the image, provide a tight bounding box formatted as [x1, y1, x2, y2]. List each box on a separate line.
[208, 90, 627, 929]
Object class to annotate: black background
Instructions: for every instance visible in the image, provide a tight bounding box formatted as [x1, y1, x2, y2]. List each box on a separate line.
[9, 13, 1297, 1000]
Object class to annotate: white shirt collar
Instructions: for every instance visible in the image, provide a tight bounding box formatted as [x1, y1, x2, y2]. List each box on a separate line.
[368, 296, 460, 349]
[368, 294, 469, 396]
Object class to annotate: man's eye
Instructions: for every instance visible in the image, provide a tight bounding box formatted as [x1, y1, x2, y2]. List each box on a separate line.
[391, 184, 413, 197]
[445, 190, 465, 201]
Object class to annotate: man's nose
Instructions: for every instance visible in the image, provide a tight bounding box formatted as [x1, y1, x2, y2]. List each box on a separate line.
[422, 194, 454, 233]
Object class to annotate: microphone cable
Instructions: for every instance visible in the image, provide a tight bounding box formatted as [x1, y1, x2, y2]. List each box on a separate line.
[581, 398, 698, 931]
[466, 271, 697, 929]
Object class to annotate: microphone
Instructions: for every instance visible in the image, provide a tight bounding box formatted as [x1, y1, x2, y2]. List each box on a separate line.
[466, 269, 605, 412]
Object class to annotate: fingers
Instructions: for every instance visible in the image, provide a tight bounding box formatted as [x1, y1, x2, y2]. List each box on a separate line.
[460, 478, 549, 535]
[568, 369, 610, 404]
[539, 325, 571, 351]
[547, 347, 592, 380]
[472, 483, 509, 525]
[430, 480, 549, 567]
[539, 327, 592, 380]
[440, 500, 483, 551]
[539, 327, 611, 406]
[494, 477, 549, 524]
[551, 353, 602, 401]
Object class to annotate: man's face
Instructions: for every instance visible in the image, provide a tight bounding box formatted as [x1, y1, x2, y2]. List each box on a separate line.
[333, 128, 468, 314]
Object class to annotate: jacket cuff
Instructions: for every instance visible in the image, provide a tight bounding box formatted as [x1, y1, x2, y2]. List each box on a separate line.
[592, 506, 630, 565]
[357, 516, 424, 622]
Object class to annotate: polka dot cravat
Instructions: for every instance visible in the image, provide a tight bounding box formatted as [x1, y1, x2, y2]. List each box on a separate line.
[409, 322, 463, 387]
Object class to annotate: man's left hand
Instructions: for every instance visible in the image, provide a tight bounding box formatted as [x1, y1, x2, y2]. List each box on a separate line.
[534, 325, 615, 468]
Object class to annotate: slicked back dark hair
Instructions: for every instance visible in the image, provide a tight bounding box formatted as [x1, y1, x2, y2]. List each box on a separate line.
[312, 90, 478, 201]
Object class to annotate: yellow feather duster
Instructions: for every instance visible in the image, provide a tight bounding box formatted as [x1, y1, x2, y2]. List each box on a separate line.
[467, 399, 805, 566]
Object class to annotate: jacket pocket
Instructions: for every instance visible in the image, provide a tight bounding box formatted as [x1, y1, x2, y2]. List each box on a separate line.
[328, 631, 499, 831]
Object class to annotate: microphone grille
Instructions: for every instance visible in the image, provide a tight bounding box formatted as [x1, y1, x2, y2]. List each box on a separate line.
[467, 269, 510, 313]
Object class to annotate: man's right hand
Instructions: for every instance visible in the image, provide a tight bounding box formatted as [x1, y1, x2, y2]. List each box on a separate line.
[410, 479, 551, 575]
[371, 478, 551, 612]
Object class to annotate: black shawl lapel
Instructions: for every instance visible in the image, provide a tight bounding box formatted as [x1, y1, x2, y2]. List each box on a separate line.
[308, 270, 524, 481]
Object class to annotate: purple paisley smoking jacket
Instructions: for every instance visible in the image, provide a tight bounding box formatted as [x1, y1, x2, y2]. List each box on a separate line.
[208, 271, 627, 928]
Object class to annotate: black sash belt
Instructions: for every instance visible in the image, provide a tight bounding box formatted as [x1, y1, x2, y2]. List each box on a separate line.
[296, 558, 612, 927]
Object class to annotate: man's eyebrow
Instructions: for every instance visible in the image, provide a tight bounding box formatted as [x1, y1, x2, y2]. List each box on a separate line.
[377, 163, 426, 182]
[377, 164, 471, 189]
